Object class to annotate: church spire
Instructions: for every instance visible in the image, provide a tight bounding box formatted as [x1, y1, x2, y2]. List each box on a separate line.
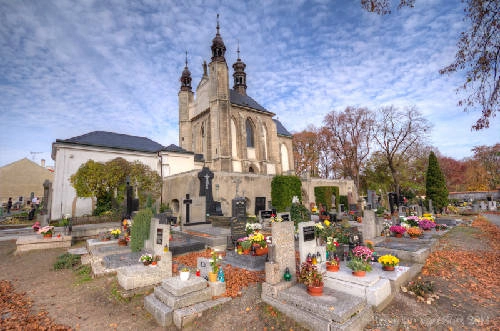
[211, 14, 226, 62]
[180, 51, 192, 91]
[232, 41, 247, 95]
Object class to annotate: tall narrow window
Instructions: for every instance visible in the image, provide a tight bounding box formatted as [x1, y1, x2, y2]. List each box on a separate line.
[246, 119, 254, 147]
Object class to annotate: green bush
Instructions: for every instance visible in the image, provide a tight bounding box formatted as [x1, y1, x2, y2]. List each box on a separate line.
[130, 209, 153, 252]
[271, 175, 302, 212]
[339, 195, 348, 210]
[314, 186, 339, 210]
[290, 203, 310, 229]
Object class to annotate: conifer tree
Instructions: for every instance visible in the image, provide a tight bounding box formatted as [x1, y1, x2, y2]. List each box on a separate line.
[425, 151, 448, 213]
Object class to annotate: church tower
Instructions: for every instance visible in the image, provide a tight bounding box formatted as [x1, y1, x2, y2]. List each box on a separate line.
[178, 52, 193, 151]
[207, 15, 232, 171]
[232, 44, 247, 96]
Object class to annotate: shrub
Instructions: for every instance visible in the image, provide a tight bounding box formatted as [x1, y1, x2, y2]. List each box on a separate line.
[130, 209, 153, 252]
[314, 186, 339, 211]
[54, 253, 81, 270]
[271, 175, 302, 212]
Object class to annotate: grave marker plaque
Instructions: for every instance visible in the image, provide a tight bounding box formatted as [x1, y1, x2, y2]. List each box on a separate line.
[279, 212, 290, 222]
[156, 228, 163, 245]
[230, 217, 246, 241]
[303, 226, 315, 242]
[260, 210, 273, 219]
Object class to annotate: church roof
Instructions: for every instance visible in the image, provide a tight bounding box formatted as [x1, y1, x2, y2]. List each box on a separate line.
[55, 131, 191, 154]
[230, 89, 273, 115]
[273, 119, 292, 137]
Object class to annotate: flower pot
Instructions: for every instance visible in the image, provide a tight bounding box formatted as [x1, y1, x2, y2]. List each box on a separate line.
[326, 263, 339, 272]
[208, 271, 218, 282]
[307, 285, 324, 296]
[43, 233, 52, 239]
[118, 239, 128, 246]
[180, 271, 190, 281]
[242, 249, 251, 255]
[143, 261, 151, 266]
[395, 233, 403, 238]
[255, 246, 268, 256]
[352, 270, 366, 277]
[382, 265, 395, 271]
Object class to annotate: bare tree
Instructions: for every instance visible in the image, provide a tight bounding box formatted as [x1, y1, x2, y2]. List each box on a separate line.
[323, 106, 375, 193]
[373, 105, 431, 201]
[362, 0, 499, 130]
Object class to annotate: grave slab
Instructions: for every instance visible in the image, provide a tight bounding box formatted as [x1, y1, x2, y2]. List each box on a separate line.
[222, 250, 267, 271]
[154, 285, 211, 309]
[16, 235, 72, 253]
[116, 264, 166, 290]
[161, 276, 208, 297]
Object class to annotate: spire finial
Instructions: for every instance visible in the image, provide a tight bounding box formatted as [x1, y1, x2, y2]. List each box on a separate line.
[185, 51, 188, 67]
[216, 13, 220, 34]
[237, 40, 240, 60]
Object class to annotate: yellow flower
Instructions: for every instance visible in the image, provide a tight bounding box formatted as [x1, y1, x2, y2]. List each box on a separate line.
[324, 220, 331, 227]
[378, 254, 399, 266]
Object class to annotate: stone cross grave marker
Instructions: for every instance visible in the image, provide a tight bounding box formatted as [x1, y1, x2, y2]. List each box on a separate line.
[183, 194, 193, 224]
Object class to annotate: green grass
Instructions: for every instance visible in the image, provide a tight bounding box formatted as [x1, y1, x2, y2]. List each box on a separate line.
[73, 265, 92, 285]
[53, 253, 81, 270]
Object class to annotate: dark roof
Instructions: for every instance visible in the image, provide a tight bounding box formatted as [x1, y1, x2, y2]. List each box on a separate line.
[162, 144, 193, 154]
[229, 89, 273, 115]
[56, 131, 189, 154]
[273, 119, 292, 137]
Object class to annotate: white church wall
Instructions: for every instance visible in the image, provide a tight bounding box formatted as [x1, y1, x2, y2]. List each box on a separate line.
[51, 145, 160, 220]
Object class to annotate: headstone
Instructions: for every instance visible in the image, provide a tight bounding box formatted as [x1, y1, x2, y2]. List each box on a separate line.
[183, 194, 193, 224]
[229, 217, 246, 248]
[197, 257, 211, 280]
[232, 197, 246, 219]
[480, 201, 487, 211]
[255, 197, 266, 216]
[428, 199, 433, 213]
[260, 210, 273, 220]
[388, 192, 397, 214]
[41, 180, 52, 226]
[144, 218, 170, 257]
[488, 201, 497, 211]
[298, 221, 316, 264]
[278, 212, 290, 222]
[267, 221, 296, 283]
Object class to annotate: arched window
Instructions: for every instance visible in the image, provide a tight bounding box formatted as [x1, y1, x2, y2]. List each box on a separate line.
[249, 166, 254, 173]
[246, 119, 254, 147]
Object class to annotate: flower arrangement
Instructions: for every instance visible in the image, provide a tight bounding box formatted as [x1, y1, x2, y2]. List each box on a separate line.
[314, 222, 324, 237]
[210, 251, 221, 274]
[405, 216, 420, 227]
[419, 219, 436, 230]
[389, 225, 407, 234]
[356, 216, 363, 223]
[32, 221, 41, 231]
[378, 254, 400, 267]
[249, 231, 267, 248]
[382, 220, 392, 229]
[347, 245, 373, 272]
[245, 222, 262, 235]
[139, 253, 153, 263]
[435, 223, 448, 230]
[110, 228, 121, 239]
[326, 237, 339, 253]
[38, 226, 54, 236]
[422, 213, 435, 221]
[407, 227, 423, 237]
[270, 214, 283, 222]
[298, 262, 324, 287]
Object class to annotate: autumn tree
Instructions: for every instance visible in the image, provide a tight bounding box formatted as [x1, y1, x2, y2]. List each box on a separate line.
[464, 159, 490, 191]
[293, 127, 320, 177]
[438, 155, 468, 192]
[323, 106, 375, 193]
[471, 143, 500, 189]
[373, 105, 431, 202]
[362, 0, 499, 130]
[425, 151, 449, 212]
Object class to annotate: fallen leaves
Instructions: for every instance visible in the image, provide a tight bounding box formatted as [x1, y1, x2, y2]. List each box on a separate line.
[0, 280, 71, 330]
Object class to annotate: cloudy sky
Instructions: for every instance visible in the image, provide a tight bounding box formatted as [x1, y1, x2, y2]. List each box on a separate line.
[1, 0, 498, 168]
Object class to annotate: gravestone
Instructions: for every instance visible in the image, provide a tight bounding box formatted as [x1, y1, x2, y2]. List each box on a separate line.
[144, 217, 170, 257]
[488, 201, 497, 211]
[388, 192, 397, 214]
[428, 199, 433, 213]
[229, 217, 246, 248]
[255, 197, 266, 216]
[265, 221, 296, 284]
[260, 210, 273, 219]
[198, 166, 215, 216]
[197, 257, 211, 280]
[480, 201, 487, 211]
[183, 194, 193, 224]
[298, 221, 317, 264]
[232, 197, 246, 219]
[278, 212, 290, 222]
[41, 180, 52, 226]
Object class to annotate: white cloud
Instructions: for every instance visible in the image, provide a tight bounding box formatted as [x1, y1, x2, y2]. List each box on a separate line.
[0, 0, 498, 168]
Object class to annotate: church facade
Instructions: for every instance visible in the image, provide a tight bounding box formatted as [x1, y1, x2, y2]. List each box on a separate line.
[177, 19, 294, 176]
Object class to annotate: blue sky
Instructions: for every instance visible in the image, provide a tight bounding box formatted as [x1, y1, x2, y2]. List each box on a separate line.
[1, 0, 498, 168]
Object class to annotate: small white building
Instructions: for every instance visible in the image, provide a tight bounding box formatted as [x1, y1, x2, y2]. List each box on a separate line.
[50, 131, 198, 219]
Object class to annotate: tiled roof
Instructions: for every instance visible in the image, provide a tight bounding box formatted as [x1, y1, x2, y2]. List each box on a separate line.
[57, 131, 167, 153]
[229, 89, 273, 114]
[273, 119, 292, 137]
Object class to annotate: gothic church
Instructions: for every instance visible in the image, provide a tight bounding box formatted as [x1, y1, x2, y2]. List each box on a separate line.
[177, 19, 294, 176]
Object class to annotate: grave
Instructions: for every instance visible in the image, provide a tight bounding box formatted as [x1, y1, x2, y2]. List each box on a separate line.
[145, 276, 231, 328]
[16, 234, 72, 254]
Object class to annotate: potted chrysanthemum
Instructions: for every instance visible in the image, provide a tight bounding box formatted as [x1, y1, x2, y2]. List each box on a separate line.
[378, 254, 400, 271]
[389, 225, 407, 237]
[347, 245, 373, 277]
